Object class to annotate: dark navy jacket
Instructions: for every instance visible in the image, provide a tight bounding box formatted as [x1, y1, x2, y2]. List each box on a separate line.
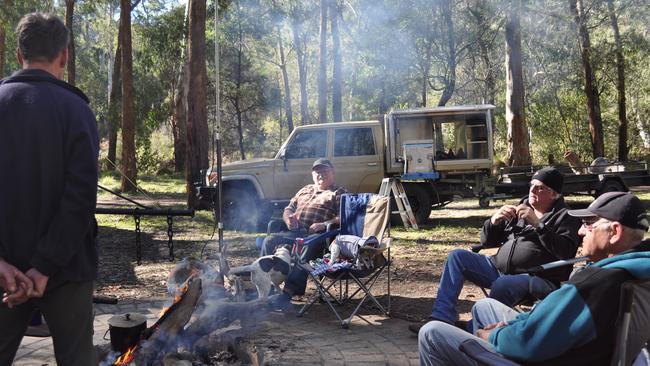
[0, 69, 99, 284]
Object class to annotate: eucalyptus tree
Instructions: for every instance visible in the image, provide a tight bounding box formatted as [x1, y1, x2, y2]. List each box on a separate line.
[330, 0, 342, 121]
[317, 0, 327, 122]
[120, 0, 137, 192]
[64, 0, 76, 85]
[605, 0, 627, 161]
[569, 0, 604, 159]
[505, 0, 530, 166]
[185, 0, 209, 207]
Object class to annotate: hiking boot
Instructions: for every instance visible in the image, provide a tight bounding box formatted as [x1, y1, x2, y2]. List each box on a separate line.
[408, 318, 433, 334]
[269, 292, 292, 311]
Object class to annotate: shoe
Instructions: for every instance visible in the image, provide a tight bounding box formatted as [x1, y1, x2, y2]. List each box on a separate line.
[25, 323, 50, 337]
[408, 318, 433, 334]
[269, 292, 292, 311]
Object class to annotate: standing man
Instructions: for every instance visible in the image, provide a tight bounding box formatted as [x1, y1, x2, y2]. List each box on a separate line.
[0, 13, 99, 365]
[418, 191, 650, 365]
[261, 158, 347, 301]
[410, 167, 581, 333]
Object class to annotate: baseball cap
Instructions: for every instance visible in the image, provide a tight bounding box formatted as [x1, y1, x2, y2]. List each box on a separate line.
[532, 167, 564, 194]
[568, 191, 649, 231]
[312, 158, 333, 170]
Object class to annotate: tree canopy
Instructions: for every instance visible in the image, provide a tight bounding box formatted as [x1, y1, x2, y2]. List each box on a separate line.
[2, 0, 649, 183]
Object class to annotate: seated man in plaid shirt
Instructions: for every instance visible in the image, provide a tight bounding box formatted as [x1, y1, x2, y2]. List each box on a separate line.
[261, 158, 347, 302]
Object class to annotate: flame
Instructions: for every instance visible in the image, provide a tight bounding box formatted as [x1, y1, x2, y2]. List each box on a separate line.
[114, 345, 137, 365]
[158, 281, 190, 317]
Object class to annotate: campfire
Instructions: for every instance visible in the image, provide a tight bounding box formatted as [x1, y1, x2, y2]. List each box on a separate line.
[99, 252, 275, 366]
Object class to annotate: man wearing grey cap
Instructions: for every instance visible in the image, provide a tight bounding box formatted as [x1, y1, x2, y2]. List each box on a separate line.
[411, 167, 582, 333]
[418, 191, 650, 365]
[261, 159, 347, 303]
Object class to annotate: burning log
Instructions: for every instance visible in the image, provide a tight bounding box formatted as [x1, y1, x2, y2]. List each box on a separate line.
[192, 329, 264, 366]
[115, 277, 202, 365]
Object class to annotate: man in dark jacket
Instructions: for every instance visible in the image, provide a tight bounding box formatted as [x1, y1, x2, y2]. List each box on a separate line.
[410, 167, 581, 333]
[418, 191, 650, 365]
[0, 13, 99, 365]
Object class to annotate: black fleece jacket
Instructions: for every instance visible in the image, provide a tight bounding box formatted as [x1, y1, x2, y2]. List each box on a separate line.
[0, 69, 99, 284]
[480, 196, 581, 285]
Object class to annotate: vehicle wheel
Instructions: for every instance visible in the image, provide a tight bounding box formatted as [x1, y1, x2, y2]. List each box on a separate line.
[479, 196, 490, 208]
[222, 187, 261, 232]
[404, 184, 432, 225]
[596, 180, 626, 197]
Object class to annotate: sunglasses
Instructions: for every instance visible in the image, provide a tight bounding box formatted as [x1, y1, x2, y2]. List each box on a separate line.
[581, 219, 611, 232]
[529, 183, 553, 193]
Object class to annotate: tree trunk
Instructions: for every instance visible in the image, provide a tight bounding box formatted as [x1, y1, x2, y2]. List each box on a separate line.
[505, 1, 531, 167]
[185, 0, 209, 208]
[290, 17, 309, 125]
[436, 0, 456, 107]
[0, 26, 5, 78]
[171, 2, 190, 174]
[569, 0, 604, 159]
[107, 23, 122, 170]
[120, 0, 137, 192]
[607, 0, 627, 161]
[172, 61, 189, 173]
[317, 0, 328, 123]
[330, 0, 342, 122]
[64, 0, 76, 85]
[233, 1, 246, 161]
[277, 28, 294, 133]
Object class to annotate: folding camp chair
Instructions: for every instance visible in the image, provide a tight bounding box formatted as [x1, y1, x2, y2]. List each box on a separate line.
[297, 193, 391, 328]
[458, 279, 650, 366]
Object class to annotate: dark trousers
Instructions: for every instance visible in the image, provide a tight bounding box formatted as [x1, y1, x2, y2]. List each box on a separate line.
[262, 231, 327, 296]
[0, 280, 97, 366]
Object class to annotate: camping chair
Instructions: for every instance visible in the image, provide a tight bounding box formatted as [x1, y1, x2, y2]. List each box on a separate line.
[296, 193, 391, 328]
[458, 279, 650, 366]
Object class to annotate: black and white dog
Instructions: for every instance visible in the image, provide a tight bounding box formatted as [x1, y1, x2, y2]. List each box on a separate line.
[228, 245, 292, 298]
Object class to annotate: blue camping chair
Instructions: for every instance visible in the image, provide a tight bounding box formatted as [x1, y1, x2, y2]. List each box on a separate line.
[297, 193, 392, 328]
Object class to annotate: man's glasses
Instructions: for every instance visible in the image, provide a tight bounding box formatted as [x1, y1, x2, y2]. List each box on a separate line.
[581, 219, 611, 232]
[529, 183, 552, 193]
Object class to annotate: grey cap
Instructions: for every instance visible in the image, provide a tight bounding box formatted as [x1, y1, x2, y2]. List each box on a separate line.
[312, 158, 333, 170]
[568, 192, 649, 231]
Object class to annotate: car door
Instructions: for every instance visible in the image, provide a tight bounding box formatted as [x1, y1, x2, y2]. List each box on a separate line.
[274, 128, 330, 199]
[331, 126, 383, 193]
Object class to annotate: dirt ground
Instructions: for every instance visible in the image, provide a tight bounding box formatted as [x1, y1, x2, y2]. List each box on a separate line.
[94, 194, 527, 324]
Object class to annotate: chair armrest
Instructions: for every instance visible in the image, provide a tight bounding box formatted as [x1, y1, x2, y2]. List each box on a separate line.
[267, 219, 288, 234]
[458, 339, 521, 366]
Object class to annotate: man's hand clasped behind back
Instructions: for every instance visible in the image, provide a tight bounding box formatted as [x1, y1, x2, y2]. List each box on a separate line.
[0, 259, 47, 308]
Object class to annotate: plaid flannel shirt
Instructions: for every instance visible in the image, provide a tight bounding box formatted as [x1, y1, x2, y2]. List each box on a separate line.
[284, 184, 347, 231]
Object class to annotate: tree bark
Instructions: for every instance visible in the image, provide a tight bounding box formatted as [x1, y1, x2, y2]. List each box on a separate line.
[569, 0, 604, 159]
[107, 23, 122, 170]
[436, 0, 456, 107]
[330, 0, 342, 122]
[317, 0, 328, 123]
[185, 0, 209, 208]
[505, 1, 531, 166]
[172, 61, 189, 173]
[0, 26, 5, 78]
[277, 27, 294, 133]
[607, 0, 627, 161]
[290, 15, 309, 125]
[64, 0, 76, 85]
[120, 0, 137, 192]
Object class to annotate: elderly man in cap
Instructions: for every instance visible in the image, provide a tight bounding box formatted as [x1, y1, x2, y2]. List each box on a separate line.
[410, 167, 581, 333]
[418, 191, 650, 365]
[261, 158, 347, 302]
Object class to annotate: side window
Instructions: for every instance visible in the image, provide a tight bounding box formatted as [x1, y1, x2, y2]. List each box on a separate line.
[284, 129, 328, 159]
[334, 128, 376, 157]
